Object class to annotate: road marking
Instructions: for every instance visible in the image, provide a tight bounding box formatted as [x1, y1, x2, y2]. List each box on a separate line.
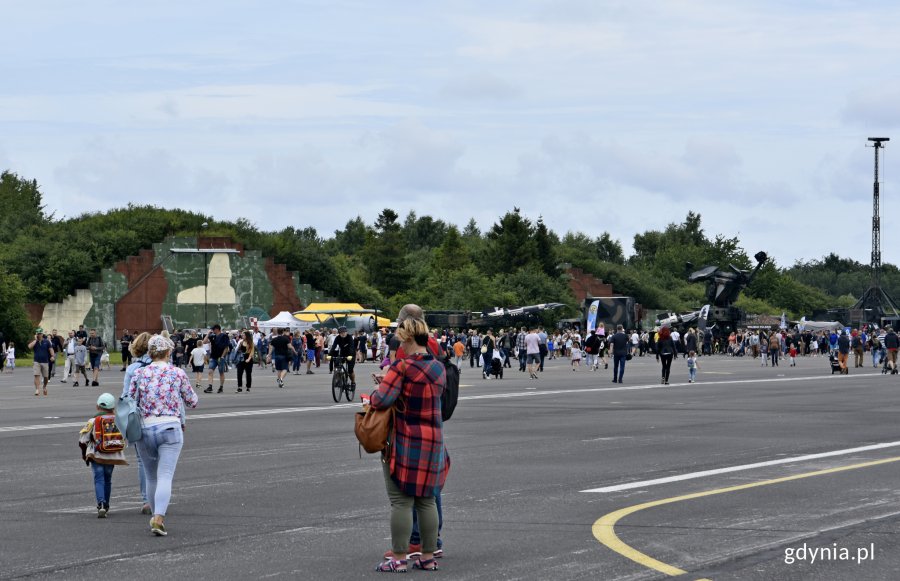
[0, 370, 882, 433]
[581, 439, 900, 493]
[592, 455, 900, 578]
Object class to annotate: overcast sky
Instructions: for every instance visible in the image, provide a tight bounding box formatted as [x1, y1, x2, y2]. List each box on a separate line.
[3, 1, 900, 268]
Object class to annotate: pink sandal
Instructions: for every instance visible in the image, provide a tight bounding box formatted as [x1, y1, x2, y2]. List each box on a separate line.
[412, 558, 438, 571]
[375, 558, 407, 573]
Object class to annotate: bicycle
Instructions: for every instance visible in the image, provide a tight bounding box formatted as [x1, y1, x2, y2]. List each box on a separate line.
[328, 354, 355, 402]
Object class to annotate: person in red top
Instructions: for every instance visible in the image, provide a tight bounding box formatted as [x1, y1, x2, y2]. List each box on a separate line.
[371, 307, 449, 572]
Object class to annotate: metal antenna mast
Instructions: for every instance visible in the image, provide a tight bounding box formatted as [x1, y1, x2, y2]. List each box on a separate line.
[869, 137, 888, 289]
[854, 137, 900, 324]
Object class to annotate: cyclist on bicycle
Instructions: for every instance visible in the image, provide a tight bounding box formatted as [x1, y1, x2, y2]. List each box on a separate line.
[329, 326, 356, 389]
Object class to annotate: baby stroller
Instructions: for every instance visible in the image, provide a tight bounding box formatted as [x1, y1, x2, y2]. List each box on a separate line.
[483, 352, 504, 379]
[828, 350, 842, 374]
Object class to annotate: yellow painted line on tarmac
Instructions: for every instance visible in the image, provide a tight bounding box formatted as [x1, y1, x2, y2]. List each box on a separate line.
[592, 455, 900, 579]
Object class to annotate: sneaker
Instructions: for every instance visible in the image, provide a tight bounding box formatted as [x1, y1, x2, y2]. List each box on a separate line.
[433, 548, 443, 559]
[236, 387, 243, 393]
[60, 379, 66, 383]
[306, 370, 314, 375]
[203, 386, 213, 393]
[91, 381, 99, 387]
[141, 504, 152, 515]
[217, 386, 224, 393]
[150, 521, 167, 536]
[97, 503, 107, 518]
[72, 382, 79, 387]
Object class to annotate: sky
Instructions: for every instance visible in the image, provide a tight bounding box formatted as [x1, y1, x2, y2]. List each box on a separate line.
[3, 0, 900, 268]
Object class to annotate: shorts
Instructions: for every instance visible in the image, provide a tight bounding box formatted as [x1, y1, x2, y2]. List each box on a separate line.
[89, 354, 101, 369]
[192, 364, 205, 373]
[209, 357, 223, 371]
[33, 362, 49, 378]
[526, 353, 540, 364]
[273, 355, 288, 371]
[307, 349, 316, 361]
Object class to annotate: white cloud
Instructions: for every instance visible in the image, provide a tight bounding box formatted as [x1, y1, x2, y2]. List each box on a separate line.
[4, 0, 900, 272]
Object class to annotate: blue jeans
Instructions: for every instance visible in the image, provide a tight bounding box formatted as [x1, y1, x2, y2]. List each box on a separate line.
[613, 354, 626, 381]
[689, 367, 697, 382]
[91, 462, 114, 504]
[135, 422, 184, 516]
[133, 443, 148, 503]
[410, 490, 443, 548]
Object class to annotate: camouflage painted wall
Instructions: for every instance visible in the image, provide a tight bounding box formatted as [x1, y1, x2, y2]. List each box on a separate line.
[35, 236, 327, 348]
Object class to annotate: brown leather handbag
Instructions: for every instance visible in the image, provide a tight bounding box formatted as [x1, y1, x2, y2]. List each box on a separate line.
[355, 404, 394, 454]
[355, 394, 406, 453]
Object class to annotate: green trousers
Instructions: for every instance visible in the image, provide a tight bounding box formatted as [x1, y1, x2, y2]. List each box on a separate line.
[382, 461, 439, 554]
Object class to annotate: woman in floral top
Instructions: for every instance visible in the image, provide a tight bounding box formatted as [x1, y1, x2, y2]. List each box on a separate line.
[128, 334, 198, 536]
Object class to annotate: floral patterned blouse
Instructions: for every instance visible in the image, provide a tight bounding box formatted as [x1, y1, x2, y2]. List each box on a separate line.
[127, 363, 198, 420]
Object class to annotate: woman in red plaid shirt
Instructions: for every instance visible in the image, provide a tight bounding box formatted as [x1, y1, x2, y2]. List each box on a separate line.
[371, 313, 450, 572]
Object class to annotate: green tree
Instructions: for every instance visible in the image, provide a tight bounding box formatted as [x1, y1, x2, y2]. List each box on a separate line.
[403, 211, 448, 249]
[0, 268, 33, 349]
[434, 225, 470, 272]
[533, 217, 557, 276]
[363, 209, 406, 296]
[327, 216, 369, 256]
[0, 171, 49, 243]
[483, 208, 537, 274]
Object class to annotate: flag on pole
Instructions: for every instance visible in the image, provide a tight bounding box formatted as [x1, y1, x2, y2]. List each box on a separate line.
[586, 300, 600, 333]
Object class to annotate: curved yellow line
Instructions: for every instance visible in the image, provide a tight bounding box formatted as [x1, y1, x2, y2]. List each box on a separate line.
[592, 455, 900, 578]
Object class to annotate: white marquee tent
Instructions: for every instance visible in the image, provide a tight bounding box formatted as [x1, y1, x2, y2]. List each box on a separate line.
[255, 311, 313, 331]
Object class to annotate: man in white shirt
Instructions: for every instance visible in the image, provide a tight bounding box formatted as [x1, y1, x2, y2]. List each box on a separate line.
[61, 330, 78, 383]
[525, 328, 541, 380]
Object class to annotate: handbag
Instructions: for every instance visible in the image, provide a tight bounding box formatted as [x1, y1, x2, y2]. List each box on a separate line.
[115, 390, 143, 443]
[355, 397, 406, 454]
[355, 359, 407, 455]
[480, 345, 488, 354]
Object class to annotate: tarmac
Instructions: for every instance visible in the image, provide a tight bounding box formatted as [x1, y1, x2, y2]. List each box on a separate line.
[2, 353, 900, 580]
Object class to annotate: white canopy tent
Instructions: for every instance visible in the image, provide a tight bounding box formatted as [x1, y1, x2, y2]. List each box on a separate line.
[255, 311, 313, 331]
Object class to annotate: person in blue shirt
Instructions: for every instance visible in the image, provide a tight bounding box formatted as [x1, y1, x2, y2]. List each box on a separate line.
[28, 328, 55, 396]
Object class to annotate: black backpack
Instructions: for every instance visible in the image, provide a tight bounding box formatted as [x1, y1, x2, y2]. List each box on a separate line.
[427, 345, 459, 421]
[441, 359, 460, 421]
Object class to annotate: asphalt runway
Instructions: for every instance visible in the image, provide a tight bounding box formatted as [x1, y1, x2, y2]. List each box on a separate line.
[2, 353, 900, 580]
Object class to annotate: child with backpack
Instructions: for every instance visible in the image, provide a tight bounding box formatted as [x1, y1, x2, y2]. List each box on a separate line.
[687, 350, 699, 383]
[78, 393, 128, 518]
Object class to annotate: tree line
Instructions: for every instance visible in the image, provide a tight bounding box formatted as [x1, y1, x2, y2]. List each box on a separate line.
[1, 169, 894, 349]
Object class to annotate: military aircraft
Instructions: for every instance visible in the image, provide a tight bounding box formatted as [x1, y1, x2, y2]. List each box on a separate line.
[656, 305, 711, 330]
[467, 303, 566, 327]
[291, 307, 383, 332]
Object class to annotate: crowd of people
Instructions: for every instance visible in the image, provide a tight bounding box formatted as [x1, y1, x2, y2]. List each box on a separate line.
[7, 310, 895, 574]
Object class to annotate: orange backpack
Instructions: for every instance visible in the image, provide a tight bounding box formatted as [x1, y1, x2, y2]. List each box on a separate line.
[93, 414, 126, 453]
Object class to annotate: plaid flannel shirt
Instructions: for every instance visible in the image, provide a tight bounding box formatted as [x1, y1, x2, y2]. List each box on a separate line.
[371, 354, 450, 497]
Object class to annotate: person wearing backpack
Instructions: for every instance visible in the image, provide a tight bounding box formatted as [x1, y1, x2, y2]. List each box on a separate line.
[122, 332, 153, 515]
[78, 393, 128, 518]
[383, 304, 452, 566]
[372, 307, 449, 572]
